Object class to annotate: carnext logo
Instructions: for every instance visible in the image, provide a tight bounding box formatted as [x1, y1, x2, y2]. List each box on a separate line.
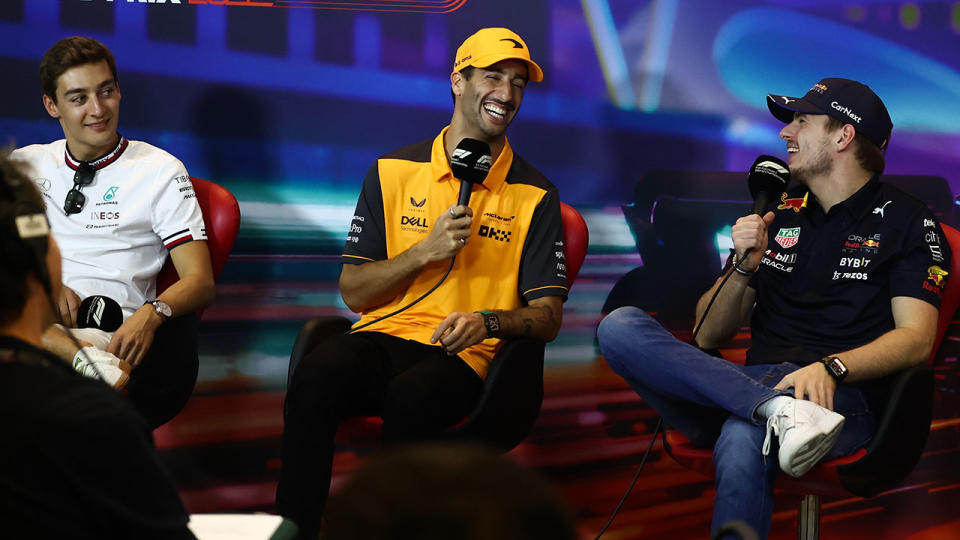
[831, 101, 862, 124]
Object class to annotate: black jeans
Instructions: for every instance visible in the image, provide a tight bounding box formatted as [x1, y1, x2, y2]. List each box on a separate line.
[125, 313, 199, 429]
[277, 331, 484, 538]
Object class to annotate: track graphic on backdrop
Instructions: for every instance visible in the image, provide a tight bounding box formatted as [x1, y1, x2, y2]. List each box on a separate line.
[184, 0, 468, 13]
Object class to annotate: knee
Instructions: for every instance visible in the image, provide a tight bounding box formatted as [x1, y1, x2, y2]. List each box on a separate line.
[597, 307, 653, 371]
[287, 351, 355, 411]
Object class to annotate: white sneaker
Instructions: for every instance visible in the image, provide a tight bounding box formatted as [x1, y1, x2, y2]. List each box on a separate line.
[761, 398, 845, 477]
[73, 347, 131, 390]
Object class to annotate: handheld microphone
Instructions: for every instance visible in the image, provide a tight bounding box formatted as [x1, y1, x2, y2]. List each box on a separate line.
[748, 155, 790, 215]
[77, 295, 123, 332]
[450, 138, 492, 207]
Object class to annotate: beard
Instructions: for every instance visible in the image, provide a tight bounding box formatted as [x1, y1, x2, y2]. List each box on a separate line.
[791, 146, 833, 186]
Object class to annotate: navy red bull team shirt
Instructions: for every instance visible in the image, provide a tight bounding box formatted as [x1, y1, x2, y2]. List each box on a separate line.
[745, 177, 950, 409]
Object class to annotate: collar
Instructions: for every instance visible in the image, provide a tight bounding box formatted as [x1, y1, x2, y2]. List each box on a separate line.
[429, 126, 512, 194]
[835, 175, 882, 220]
[64, 134, 129, 171]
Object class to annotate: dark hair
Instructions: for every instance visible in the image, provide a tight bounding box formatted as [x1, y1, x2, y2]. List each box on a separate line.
[325, 444, 577, 540]
[825, 116, 886, 176]
[451, 66, 476, 104]
[39, 36, 118, 103]
[0, 155, 48, 327]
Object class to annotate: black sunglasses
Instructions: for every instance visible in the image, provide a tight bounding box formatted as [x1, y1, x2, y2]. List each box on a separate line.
[64, 163, 95, 215]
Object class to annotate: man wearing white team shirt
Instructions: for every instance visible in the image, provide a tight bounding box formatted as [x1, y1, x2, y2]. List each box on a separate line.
[11, 36, 215, 428]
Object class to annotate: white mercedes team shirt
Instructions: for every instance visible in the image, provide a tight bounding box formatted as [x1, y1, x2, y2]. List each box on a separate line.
[11, 137, 207, 318]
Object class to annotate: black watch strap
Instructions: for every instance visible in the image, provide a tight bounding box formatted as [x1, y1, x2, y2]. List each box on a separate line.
[822, 356, 848, 382]
[476, 310, 501, 339]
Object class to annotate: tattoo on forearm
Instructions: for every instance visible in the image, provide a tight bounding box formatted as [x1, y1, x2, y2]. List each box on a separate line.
[522, 318, 534, 337]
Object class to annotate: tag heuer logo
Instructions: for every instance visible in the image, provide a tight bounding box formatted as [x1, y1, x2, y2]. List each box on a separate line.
[775, 227, 800, 249]
[410, 197, 426, 207]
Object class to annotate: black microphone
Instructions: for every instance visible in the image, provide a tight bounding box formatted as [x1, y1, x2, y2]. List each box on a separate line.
[77, 295, 123, 332]
[450, 138, 492, 207]
[748, 155, 790, 215]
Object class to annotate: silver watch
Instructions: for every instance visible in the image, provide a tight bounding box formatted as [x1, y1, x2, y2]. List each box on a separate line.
[145, 299, 172, 321]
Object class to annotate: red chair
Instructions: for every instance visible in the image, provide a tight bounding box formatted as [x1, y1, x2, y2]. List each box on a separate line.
[287, 202, 589, 451]
[156, 177, 241, 316]
[663, 223, 960, 539]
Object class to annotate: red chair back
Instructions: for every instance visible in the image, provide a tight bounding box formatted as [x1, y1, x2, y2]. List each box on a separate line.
[156, 177, 241, 296]
[560, 202, 589, 288]
[930, 224, 960, 363]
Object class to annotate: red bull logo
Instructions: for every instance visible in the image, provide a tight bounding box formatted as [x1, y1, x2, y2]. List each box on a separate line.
[777, 192, 807, 213]
[811, 83, 828, 93]
[862, 239, 880, 249]
[928, 265, 948, 287]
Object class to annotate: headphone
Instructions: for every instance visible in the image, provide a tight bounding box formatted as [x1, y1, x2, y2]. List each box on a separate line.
[0, 159, 53, 301]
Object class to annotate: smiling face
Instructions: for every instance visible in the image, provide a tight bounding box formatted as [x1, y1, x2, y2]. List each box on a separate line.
[780, 112, 838, 186]
[451, 59, 528, 143]
[42, 60, 121, 161]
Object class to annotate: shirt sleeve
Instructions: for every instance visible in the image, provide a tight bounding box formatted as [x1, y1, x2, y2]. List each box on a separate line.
[519, 187, 568, 302]
[889, 209, 951, 308]
[342, 163, 388, 264]
[152, 160, 207, 250]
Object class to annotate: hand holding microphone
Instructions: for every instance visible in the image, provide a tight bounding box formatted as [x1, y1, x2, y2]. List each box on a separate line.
[420, 138, 492, 262]
[731, 156, 790, 274]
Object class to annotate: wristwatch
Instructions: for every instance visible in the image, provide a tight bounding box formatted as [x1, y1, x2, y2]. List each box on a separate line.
[476, 310, 501, 339]
[822, 356, 848, 382]
[145, 299, 173, 322]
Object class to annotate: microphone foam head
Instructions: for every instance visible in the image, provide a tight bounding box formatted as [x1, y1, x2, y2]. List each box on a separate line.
[77, 295, 123, 332]
[450, 138, 492, 185]
[749, 155, 790, 199]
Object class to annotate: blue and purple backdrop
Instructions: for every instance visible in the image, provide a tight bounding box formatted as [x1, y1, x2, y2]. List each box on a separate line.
[2, 1, 960, 538]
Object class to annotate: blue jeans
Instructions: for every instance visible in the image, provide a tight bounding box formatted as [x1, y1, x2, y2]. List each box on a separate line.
[597, 307, 875, 539]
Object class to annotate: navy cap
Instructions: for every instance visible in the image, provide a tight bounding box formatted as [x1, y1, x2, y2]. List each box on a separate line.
[767, 78, 893, 150]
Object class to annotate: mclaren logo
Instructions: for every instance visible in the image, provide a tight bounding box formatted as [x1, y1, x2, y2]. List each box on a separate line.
[499, 38, 524, 49]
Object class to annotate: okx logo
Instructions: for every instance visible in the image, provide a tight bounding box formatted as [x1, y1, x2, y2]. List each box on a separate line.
[479, 225, 511, 242]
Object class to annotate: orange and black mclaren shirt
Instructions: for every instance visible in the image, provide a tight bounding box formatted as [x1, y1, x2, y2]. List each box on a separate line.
[342, 127, 567, 378]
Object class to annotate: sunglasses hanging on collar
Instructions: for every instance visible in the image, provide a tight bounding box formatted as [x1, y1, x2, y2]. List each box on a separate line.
[64, 162, 95, 216]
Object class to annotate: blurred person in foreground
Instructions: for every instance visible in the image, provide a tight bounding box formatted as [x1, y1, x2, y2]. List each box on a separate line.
[0, 156, 195, 539]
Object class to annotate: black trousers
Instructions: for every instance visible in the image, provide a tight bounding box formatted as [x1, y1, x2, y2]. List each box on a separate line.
[125, 313, 199, 429]
[276, 331, 484, 538]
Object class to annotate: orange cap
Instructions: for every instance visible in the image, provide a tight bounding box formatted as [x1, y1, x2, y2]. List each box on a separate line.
[452, 27, 544, 82]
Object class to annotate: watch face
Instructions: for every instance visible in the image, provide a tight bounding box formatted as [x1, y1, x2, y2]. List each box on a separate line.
[154, 301, 172, 318]
[826, 357, 847, 377]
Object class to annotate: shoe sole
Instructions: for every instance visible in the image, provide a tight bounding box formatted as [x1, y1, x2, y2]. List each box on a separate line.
[781, 416, 845, 477]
